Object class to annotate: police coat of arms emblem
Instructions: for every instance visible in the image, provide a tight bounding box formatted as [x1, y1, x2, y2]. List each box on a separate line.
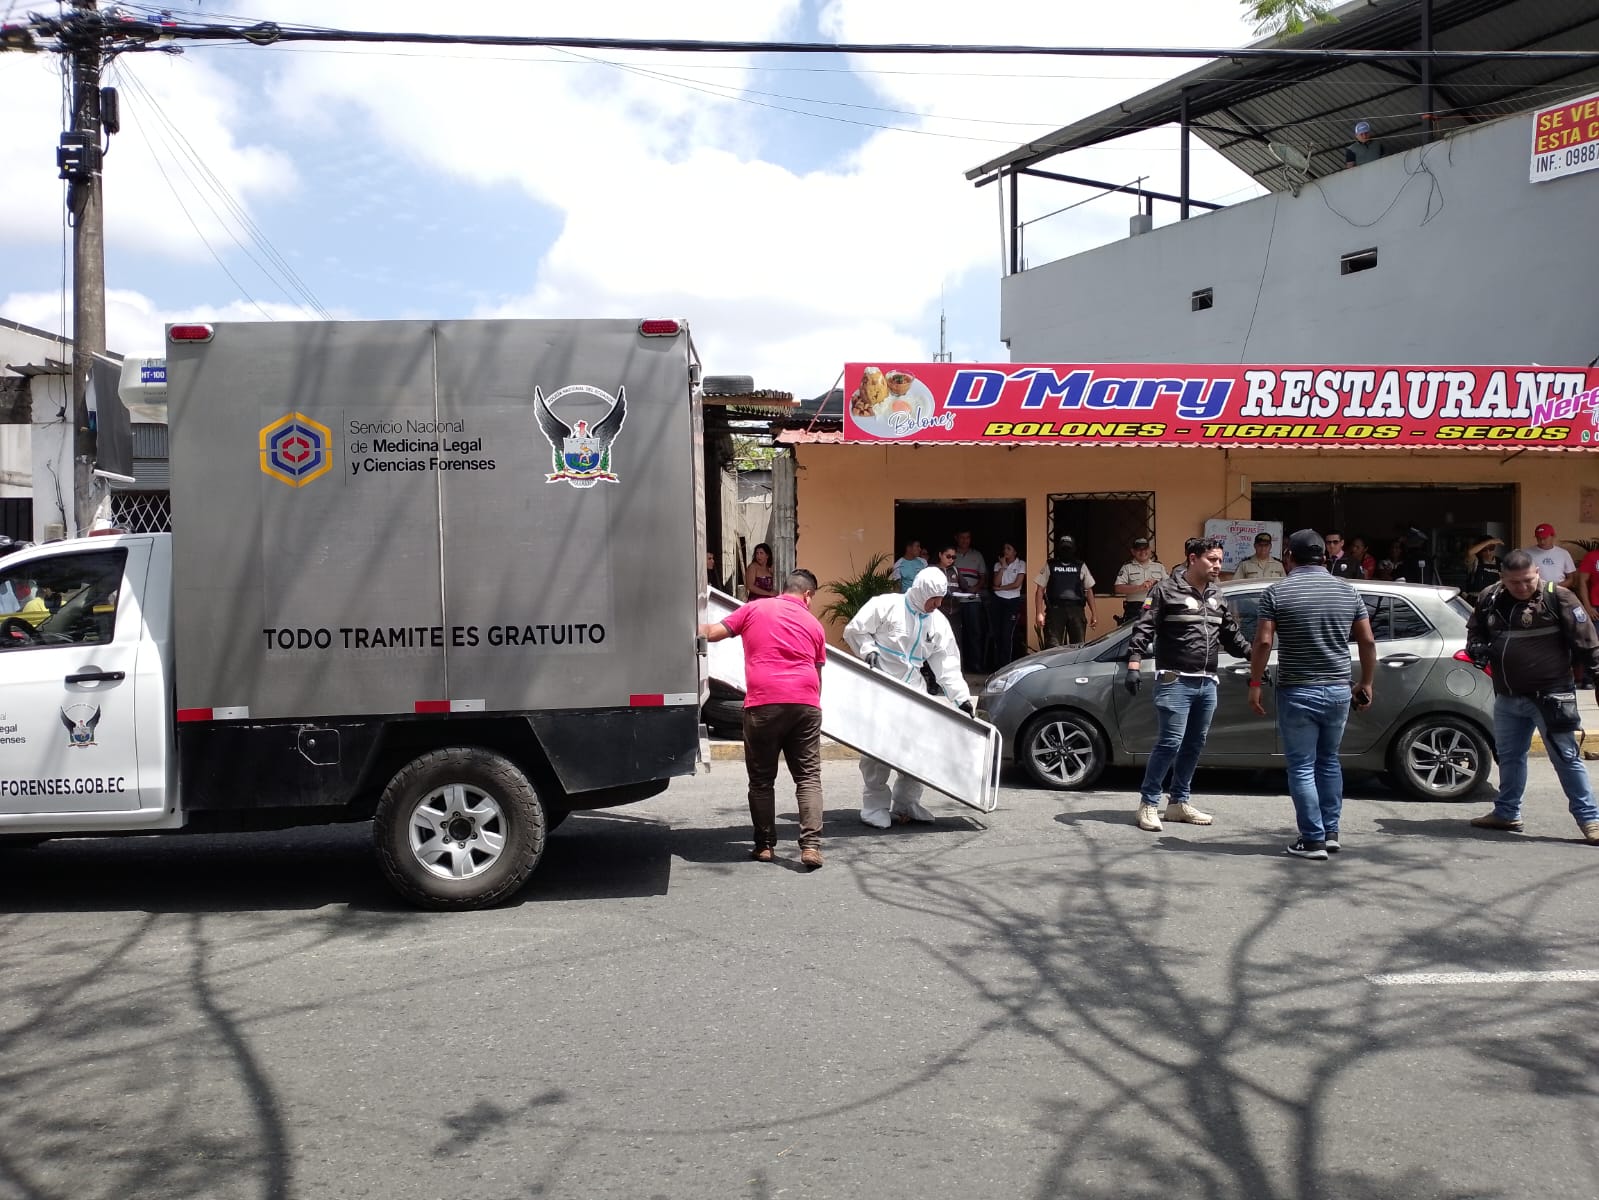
[534, 385, 627, 489]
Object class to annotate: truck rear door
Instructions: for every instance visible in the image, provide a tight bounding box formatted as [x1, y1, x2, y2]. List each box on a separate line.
[0, 539, 153, 815]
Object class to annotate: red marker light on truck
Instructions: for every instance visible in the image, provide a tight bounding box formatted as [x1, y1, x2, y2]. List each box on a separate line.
[639, 319, 681, 337]
[169, 323, 214, 342]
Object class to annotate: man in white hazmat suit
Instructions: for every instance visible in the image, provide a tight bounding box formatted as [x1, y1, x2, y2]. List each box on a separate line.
[844, 565, 975, 828]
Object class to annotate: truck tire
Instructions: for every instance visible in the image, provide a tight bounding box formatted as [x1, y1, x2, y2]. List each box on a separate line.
[374, 748, 546, 910]
[702, 374, 755, 396]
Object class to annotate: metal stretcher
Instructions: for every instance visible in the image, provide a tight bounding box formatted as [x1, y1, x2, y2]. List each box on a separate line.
[705, 589, 1002, 814]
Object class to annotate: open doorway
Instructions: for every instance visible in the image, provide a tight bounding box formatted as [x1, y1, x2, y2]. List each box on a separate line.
[1251, 483, 1513, 588]
[894, 498, 1027, 665]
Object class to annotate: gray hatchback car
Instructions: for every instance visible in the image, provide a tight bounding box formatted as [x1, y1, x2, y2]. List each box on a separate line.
[979, 579, 1494, 801]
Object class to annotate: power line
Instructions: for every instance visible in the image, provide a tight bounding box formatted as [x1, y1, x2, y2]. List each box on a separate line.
[17, 11, 1599, 64]
[114, 61, 331, 317]
[112, 64, 277, 319]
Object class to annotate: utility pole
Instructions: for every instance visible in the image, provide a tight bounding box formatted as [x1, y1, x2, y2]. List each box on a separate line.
[64, 0, 105, 534]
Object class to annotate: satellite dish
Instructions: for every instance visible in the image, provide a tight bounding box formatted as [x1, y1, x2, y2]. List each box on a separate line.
[1269, 142, 1311, 173]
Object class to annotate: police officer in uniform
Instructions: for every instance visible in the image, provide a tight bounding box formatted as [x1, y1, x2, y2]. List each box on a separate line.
[1113, 536, 1167, 624]
[1034, 535, 1097, 648]
[1465, 548, 1599, 842]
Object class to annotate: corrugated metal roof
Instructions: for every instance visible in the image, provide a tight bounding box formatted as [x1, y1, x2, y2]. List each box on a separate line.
[967, 0, 1599, 192]
[130, 422, 167, 458]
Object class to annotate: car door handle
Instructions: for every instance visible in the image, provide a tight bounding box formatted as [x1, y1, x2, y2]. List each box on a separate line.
[1380, 654, 1420, 666]
[65, 670, 125, 684]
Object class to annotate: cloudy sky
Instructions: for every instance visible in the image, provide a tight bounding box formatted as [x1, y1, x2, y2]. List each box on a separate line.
[0, 1, 1265, 399]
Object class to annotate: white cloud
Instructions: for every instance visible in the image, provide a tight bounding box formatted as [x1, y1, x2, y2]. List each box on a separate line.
[0, 45, 296, 258]
[0, 289, 330, 358]
[1, 0, 1269, 396]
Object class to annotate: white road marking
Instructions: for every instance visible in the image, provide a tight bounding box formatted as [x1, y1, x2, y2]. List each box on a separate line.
[1367, 969, 1599, 986]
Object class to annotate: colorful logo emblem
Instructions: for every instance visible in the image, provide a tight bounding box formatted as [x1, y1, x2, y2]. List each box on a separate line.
[60, 704, 100, 748]
[259, 412, 333, 487]
[534, 385, 627, 489]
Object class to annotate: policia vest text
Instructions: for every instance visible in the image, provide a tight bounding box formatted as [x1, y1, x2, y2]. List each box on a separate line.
[1046, 560, 1087, 605]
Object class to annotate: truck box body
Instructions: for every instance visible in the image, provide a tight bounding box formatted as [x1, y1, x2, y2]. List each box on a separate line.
[167, 319, 705, 803]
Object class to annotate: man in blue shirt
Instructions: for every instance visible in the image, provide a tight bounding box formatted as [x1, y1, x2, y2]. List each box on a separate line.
[1248, 530, 1376, 860]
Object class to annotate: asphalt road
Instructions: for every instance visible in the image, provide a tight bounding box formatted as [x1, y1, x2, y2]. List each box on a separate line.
[4, 758, 1599, 1200]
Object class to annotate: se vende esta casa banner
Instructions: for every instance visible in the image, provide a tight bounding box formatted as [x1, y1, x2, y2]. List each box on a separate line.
[841, 363, 1599, 449]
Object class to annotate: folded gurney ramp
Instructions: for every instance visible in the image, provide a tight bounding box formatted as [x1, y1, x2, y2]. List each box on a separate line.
[706, 589, 1001, 814]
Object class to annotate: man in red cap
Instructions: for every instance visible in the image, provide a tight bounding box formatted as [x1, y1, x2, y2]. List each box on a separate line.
[1521, 524, 1577, 589]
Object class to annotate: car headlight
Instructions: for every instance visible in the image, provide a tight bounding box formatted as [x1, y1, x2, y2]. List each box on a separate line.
[983, 663, 1044, 695]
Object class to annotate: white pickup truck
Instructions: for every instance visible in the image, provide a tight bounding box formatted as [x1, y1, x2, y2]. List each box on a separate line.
[0, 317, 709, 908]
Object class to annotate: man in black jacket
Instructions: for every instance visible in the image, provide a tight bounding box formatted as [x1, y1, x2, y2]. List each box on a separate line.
[1465, 549, 1599, 842]
[1125, 536, 1252, 832]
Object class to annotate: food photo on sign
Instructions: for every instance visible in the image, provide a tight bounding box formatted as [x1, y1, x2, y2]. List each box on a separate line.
[846, 366, 948, 438]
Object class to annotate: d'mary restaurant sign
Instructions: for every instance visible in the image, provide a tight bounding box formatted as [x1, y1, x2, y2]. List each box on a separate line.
[842, 363, 1599, 450]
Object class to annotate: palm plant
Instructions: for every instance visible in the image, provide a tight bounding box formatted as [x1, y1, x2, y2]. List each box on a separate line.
[818, 553, 901, 626]
[1242, 0, 1334, 37]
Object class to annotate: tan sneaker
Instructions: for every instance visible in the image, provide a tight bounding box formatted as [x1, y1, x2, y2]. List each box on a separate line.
[1136, 804, 1162, 832]
[1469, 813, 1524, 832]
[800, 847, 824, 870]
[1165, 801, 1213, 826]
[1580, 822, 1599, 845]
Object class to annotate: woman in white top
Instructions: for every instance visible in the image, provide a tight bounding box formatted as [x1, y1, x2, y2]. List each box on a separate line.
[988, 543, 1028, 669]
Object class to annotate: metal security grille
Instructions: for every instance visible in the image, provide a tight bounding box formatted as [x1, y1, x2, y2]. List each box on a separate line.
[1046, 491, 1156, 595]
[110, 491, 171, 533]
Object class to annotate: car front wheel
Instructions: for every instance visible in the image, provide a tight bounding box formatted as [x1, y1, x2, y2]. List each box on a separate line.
[1386, 716, 1491, 800]
[1019, 711, 1108, 790]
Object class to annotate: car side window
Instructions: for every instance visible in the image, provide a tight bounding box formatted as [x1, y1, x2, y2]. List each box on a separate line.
[1228, 593, 1260, 643]
[1389, 597, 1432, 640]
[1357, 594, 1386, 641]
[0, 549, 127, 652]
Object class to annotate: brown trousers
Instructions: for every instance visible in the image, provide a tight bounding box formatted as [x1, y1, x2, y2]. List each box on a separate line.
[742, 704, 824, 850]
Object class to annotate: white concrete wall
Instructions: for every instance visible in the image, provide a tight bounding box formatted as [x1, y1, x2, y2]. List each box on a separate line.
[0, 324, 69, 503]
[1001, 110, 1599, 366]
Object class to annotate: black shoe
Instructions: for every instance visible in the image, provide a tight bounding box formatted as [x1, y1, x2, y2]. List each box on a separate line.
[1325, 835, 1341, 854]
[1286, 838, 1329, 860]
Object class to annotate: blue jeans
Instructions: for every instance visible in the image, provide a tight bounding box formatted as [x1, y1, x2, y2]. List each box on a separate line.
[1490, 693, 1599, 824]
[1138, 676, 1218, 807]
[1277, 684, 1351, 842]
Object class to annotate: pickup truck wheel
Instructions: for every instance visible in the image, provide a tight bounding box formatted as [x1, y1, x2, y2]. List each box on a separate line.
[374, 748, 545, 910]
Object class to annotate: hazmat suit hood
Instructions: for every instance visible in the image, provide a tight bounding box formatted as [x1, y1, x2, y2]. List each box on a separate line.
[904, 566, 948, 612]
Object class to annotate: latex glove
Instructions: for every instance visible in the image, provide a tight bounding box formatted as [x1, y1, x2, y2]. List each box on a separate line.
[1123, 667, 1141, 696]
[959, 699, 977, 718]
[864, 652, 880, 671]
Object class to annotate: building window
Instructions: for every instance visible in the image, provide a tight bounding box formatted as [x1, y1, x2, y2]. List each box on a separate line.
[1047, 491, 1155, 603]
[1191, 287, 1213, 312]
[109, 491, 171, 533]
[1340, 248, 1378, 275]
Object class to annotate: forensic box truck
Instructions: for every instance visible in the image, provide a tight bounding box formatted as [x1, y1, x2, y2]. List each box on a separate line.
[0, 318, 708, 908]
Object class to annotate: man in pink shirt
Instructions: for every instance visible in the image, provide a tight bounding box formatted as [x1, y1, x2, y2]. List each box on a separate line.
[701, 568, 828, 869]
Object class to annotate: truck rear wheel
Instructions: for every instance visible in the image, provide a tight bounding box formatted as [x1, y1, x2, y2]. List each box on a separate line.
[374, 748, 546, 910]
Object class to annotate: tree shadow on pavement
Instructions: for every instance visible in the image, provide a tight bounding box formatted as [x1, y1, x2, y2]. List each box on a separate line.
[1374, 816, 1585, 847]
[839, 809, 1599, 1199]
[0, 811, 676, 916]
